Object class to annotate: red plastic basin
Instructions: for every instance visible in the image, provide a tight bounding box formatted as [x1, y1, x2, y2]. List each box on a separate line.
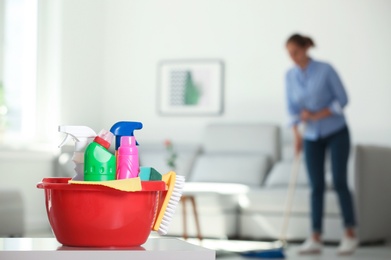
[37, 178, 166, 247]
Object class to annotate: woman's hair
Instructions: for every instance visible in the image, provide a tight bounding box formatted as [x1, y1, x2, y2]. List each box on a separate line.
[286, 34, 315, 48]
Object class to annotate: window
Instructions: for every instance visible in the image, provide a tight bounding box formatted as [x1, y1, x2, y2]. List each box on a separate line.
[1, 0, 37, 141]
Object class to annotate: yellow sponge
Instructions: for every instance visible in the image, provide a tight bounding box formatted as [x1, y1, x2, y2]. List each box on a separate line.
[69, 177, 142, 192]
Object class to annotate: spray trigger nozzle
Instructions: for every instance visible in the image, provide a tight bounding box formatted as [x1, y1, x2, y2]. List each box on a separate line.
[58, 134, 80, 148]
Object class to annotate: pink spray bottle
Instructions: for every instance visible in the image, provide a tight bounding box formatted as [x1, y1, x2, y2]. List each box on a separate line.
[116, 135, 139, 179]
[110, 121, 143, 179]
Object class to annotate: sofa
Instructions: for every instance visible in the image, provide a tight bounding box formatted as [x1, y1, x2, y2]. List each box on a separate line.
[139, 123, 391, 243]
[55, 123, 391, 243]
[139, 123, 281, 239]
[0, 189, 24, 237]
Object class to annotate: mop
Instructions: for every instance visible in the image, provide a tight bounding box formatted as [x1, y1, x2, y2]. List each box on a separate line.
[240, 152, 302, 259]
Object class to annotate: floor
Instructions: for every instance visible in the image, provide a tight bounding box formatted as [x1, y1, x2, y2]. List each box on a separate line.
[183, 238, 391, 260]
[216, 245, 391, 260]
[24, 231, 391, 259]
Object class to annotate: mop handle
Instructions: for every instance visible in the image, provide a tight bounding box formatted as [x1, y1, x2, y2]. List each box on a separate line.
[279, 151, 302, 243]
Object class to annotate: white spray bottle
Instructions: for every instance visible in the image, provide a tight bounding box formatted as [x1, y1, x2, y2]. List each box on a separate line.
[58, 126, 97, 180]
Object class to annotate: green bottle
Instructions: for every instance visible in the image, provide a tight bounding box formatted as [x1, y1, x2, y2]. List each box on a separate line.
[84, 129, 116, 181]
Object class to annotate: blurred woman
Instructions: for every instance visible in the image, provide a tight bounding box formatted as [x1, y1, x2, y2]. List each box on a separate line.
[285, 33, 358, 255]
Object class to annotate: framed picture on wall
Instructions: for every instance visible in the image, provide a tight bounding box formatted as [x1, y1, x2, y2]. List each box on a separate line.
[158, 60, 224, 116]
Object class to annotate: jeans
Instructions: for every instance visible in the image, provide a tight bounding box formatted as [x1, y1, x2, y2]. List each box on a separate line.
[304, 126, 356, 233]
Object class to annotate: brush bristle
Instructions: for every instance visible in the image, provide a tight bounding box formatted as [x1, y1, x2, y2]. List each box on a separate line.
[157, 175, 185, 235]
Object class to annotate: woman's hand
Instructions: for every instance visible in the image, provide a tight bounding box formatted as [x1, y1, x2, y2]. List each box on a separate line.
[301, 108, 332, 121]
[300, 110, 313, 121]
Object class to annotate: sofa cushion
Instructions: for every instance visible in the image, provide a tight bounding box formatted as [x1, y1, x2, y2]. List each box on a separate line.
[202, 124, 281, 164]
[264, 160, 308, 188]
[189, 153, 270, 186]
[239, 187, 341, 216]
[138, 143, 201, 179]
[264, 160, 334, 190]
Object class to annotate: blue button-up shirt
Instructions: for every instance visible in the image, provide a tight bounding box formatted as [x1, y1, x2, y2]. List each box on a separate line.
[285, 59, 348, 140]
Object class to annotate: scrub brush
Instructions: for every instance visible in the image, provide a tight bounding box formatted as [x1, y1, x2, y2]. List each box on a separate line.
[152, 171, 185, 235]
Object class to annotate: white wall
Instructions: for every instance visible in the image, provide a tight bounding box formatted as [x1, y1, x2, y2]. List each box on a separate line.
[59, 0, 106, 131]
[10, 0, 388, 235]
[59, 0, 391, 145]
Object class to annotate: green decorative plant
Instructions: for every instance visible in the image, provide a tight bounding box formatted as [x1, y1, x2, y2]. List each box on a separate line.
[164, 139, 177, 171]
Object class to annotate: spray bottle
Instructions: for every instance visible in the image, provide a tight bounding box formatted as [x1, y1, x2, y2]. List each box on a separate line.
[84, 129, 116, 181]
[110, 121, 143, 179]
[117, 136, 139, 179]
[58, 126, 97, 180]
[110, 121, 143, 152]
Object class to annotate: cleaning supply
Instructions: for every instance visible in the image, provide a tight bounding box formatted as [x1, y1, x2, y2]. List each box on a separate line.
[58, 125, 97, 180]
[69, 177, 142, 192]
[139, 167, 162, 181]
[116, 136, 139, 179]
[109, 121, 143, 151]
[152, 171, 185, 235]
[241, 248, 285, 258]
[84, 129, 116, 181]
[37, 177, 167, 247]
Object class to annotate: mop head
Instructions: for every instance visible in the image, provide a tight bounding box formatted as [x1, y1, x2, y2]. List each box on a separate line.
[240, 248, 285, 259]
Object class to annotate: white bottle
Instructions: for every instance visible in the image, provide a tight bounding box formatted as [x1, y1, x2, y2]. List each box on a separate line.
[58, 126, 97, 180]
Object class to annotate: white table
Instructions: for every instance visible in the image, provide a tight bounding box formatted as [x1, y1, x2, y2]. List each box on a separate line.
[184, 182, 250, 196]
[0, 237, 215, 260]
